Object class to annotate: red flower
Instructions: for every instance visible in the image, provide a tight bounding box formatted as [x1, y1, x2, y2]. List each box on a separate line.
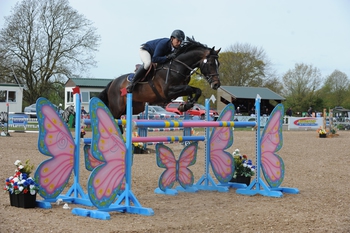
[23, 189, 28, 194]
[243, 155, 248, 159]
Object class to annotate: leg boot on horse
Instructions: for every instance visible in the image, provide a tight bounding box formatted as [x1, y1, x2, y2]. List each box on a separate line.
[126, 65, 147, 93]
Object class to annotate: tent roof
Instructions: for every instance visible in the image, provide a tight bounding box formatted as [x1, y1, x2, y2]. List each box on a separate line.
[220, 86, 285, 100]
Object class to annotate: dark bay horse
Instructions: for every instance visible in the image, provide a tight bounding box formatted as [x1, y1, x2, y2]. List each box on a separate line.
[98, 37, 221, 121]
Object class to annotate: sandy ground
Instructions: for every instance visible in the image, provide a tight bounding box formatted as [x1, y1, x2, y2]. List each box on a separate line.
[0, 130, 349, 233]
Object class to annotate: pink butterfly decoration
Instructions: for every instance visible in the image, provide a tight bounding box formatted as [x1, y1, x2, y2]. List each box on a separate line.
[209, 104, 235, 183]
[261, 104, 285, 187]
[87, 98, 126, 208]
[35, 98, 75, 198]
[156, 142, 198, 191]
[84, 144, 103, 171]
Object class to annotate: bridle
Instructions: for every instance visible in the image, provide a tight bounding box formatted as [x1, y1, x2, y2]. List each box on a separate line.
[171, 54, 220, 84]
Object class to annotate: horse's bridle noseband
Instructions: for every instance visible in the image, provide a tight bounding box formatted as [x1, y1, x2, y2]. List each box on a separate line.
[172, 55, 219, 84]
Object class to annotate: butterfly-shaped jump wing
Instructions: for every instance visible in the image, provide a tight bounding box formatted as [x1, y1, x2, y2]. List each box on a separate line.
[156, 142, 198, 192]
[87, 97, 126, 208]
[261, 104, 285, 188]
[35, 97, 75, 199]
[209, 103, 235, 183]
[84, 144, 104, 171]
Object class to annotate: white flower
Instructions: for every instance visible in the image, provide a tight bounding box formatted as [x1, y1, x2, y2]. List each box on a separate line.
[30, 189, 36, 195]
[18, 186, 24, 192]
[232, 149, 241, 156]
[14, 160, 21, 166]
[18, 165, 24, 170]
[29, 184, 35, 190]
[13, 177, 19, 182]
[243, 163, 247, 167]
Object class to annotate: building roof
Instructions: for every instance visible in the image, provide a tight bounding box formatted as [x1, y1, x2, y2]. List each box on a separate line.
[65, 78, 113, 88]
[220, 86, 285, 100]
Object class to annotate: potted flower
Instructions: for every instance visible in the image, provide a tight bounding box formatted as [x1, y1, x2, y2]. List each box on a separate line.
[132, 132, 145, 154]
[4, 160, 39, 208]
[317, 127, 327, 138]
[230, 149, 256, 185]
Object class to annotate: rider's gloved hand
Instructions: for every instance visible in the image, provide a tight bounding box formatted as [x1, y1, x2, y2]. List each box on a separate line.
[167, 53, 177, 60]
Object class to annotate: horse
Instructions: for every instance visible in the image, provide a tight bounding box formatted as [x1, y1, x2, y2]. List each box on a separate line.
[98, 37, 221, 123]
[61, 105, 75, 123]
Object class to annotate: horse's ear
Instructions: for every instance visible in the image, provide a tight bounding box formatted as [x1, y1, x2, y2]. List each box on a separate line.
[211, 46, 221, 54]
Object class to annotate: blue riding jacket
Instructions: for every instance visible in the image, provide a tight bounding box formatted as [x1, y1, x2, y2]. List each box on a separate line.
[141, 38, 173, 64]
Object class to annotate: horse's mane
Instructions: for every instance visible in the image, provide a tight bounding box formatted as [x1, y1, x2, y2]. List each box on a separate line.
[176, 36, 209, 55]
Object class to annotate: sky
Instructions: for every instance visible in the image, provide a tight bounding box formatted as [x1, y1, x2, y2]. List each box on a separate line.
[1, 0, 350, 80]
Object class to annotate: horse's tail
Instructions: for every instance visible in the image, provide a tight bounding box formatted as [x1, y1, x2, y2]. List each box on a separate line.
[98, 81, 112, 107]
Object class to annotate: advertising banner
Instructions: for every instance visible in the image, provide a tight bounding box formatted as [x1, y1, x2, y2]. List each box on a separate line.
[288, 117, 323, 130]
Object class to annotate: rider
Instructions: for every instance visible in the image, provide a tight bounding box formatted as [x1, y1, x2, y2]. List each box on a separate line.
[126, 29, 185, 93]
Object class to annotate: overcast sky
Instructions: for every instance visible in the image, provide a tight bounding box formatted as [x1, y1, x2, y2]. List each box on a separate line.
[1, 0, 349, 80]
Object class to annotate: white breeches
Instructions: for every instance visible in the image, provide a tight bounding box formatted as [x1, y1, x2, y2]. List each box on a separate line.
[139, 49, 152, 69]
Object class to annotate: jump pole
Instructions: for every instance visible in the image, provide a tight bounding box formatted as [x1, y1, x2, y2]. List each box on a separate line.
[60, 90, 91, 204]
[108, 93, 154, 215]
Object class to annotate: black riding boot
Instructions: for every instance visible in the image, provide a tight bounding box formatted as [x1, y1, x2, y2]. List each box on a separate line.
[126, 66, 147, 93]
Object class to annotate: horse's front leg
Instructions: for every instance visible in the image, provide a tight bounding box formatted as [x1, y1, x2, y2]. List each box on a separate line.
[167, 85, 202, 111]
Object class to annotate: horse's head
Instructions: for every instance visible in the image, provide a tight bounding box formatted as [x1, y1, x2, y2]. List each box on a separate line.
[199, 47, 221, 90]
[65, 105, 76, 115]
[174, 37, 221, 90]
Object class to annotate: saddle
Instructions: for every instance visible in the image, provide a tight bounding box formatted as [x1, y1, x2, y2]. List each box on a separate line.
[126, 64, 156, 83]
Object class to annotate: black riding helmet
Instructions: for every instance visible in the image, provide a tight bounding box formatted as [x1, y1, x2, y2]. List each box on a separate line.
[171, 30, 185, 42]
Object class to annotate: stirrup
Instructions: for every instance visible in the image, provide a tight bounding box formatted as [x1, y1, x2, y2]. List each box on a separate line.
[126, 84, 134, 93]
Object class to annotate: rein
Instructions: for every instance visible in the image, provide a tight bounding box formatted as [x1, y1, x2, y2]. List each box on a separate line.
[173, 56, 219, 83]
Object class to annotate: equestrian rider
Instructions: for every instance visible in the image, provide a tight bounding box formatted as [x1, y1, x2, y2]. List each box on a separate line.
[126, 29, 185, 93]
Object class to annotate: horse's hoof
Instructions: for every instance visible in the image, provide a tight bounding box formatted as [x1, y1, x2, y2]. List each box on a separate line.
[178, 104, 186, 112]
[178, 103, 194, 112]
[184, 103, 194, 111]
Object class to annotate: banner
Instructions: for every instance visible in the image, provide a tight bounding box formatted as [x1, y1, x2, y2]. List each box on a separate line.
[288, 117, 323, 130]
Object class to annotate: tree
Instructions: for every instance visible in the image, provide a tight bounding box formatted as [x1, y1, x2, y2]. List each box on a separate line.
[0, 0, 100, 106]
[319, 70, 350, 109]
[219, 43, 279, 89]
[282, 63, 323, 113]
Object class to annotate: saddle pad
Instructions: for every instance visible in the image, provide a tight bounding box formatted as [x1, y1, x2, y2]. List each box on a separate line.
[126, 73, 135, 82]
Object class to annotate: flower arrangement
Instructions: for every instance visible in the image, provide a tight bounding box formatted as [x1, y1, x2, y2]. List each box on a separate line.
[132, 132, 143, 151]
[232, 149, 256, 178]
[4, 160, 38, 195]
[318, 128, 327, 135]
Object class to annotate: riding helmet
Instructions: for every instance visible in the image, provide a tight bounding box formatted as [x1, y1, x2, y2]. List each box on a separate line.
[171, 30, 185, 42]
